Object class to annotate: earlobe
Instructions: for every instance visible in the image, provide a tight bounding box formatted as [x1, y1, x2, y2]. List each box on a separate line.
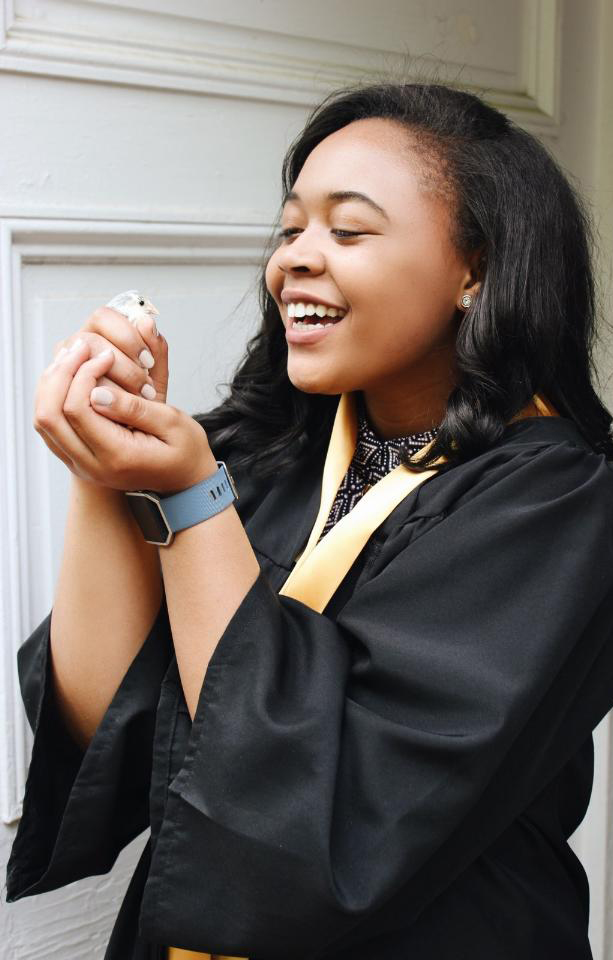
[457, 270, 483, 311]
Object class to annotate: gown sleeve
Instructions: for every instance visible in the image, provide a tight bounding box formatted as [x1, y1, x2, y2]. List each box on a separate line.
[138, 440, 613, 960]
[4, 594, 173, 901]
[3, 448, 268, 907]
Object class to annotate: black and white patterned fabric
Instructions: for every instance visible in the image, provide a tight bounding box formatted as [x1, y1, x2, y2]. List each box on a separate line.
[318, 392, 439, 542]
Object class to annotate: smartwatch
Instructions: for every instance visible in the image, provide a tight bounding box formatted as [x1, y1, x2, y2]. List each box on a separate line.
[125, 460, 238, 547]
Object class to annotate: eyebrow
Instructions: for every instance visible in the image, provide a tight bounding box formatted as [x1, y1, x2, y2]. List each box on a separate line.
[283, 189, 389, 221]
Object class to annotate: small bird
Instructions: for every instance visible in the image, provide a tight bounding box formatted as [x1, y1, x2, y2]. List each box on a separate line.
[106, 289, 160, 330]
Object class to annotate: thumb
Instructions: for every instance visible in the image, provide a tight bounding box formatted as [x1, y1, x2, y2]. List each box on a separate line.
[89, 371, 173, 441]
[135, 316, 168, 402]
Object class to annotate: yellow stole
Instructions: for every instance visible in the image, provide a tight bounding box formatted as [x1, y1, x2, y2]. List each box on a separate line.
[167, 389, 559, 960]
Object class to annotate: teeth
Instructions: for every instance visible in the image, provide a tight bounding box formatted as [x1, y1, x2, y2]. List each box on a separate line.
[287, 301, 346, 320]
[292, 321, 336, 329]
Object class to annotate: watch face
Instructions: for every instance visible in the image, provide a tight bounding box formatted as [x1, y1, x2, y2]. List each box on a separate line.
[125, 493, 172, 546]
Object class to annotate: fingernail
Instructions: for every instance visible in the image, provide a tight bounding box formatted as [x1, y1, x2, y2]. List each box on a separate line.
[69, 338, 84, 353]
[90, 386, 114, 406]
[141, 383, 156, 400]
[138, 348, 155, 369]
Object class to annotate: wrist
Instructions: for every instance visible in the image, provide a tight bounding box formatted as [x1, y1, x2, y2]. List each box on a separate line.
[126, 459, 238, 547]
[181, 442, 219, 491]
[71, 473, 126, 503]
[69, 475, 161, 560]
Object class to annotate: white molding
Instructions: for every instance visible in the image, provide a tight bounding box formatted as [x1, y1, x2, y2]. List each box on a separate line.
[0, 0, 14, 47]
[520, 0, 563, 124]
[0, 215, 271, 824]
[0, 216, 31, 827]
[0, 0, 562, 136]
[0, 204, 275, 224]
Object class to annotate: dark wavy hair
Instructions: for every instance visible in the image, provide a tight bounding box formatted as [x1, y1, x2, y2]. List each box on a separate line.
[195, 80, 613, 480]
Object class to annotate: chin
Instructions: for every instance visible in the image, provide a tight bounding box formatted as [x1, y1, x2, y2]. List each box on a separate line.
[287, 365, 345, 396]
[288, 377, 328, 395]
[287, 365, 324, 394]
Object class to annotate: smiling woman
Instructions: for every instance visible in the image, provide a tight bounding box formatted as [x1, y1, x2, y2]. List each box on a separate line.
[264, 116, 478, 430]
[6, 80, 613, 960]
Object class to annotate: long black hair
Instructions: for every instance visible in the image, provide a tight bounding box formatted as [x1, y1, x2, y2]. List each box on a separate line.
[195, 80, 613, 479]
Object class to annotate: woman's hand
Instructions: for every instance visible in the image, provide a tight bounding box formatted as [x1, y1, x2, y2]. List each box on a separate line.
[34, 306, 168, 483]
[34, 336, 214, 493]
[52, 305, 167, 402]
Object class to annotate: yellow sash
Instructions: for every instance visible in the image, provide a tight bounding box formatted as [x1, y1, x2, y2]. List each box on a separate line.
[167, 389, 558, 960]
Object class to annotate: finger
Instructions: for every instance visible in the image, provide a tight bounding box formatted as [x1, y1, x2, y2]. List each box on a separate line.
[36, 424, 99, 486]
[88, 373, 175, 442]
[84, 307, 168, 407]
[133, 315, 168, 402]
[95, 372, 157, 402]
[64, 349, 158, 459]
[50, 343, 69, 364]
[36, 339, 101, 464]
[85, 306, 156, 372]
[51, 328, 157, 400]
[36, 425, 76, 472]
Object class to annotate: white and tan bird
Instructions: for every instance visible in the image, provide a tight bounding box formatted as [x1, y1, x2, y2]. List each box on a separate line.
[105, 289, 160, 330]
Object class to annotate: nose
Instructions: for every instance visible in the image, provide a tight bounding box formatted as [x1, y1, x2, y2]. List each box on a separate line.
[276, 228, 325, 275]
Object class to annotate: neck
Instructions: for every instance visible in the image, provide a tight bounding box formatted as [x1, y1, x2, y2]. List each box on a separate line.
[353, 339, 460, 439]
[360, 378, 452, 440]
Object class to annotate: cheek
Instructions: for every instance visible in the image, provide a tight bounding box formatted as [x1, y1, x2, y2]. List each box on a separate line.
[264, 251, 282, 297]
[346, 276, 456, 364]
[264, 258, 274, 294]
[352, 245, 457, 334]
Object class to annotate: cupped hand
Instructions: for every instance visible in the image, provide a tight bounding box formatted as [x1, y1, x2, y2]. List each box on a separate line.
[35, 306, 168, 483]
[53, 305, 168, 402]
[34, 339, 214, 493]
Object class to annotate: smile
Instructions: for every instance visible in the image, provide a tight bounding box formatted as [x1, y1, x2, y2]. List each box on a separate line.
[286, 301, 347, 321]
[285, 309, 348, 345]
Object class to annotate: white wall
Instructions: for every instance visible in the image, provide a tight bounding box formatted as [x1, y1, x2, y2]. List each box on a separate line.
[1, 1, 612, 957]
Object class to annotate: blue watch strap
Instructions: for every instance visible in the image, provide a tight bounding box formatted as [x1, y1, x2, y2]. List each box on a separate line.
[160, 461, 238, 533]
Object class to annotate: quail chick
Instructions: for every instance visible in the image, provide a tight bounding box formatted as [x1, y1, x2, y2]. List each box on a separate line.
[106, 289, 159, 330]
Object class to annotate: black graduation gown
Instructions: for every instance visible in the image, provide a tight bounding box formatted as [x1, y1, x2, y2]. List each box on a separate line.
[6, 414, 613, 960]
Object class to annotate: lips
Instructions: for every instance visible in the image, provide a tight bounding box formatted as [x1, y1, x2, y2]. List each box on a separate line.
[285, 317, 343, 344]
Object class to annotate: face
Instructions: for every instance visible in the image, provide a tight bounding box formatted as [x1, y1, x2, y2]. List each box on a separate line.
[265, 117, 482, 437]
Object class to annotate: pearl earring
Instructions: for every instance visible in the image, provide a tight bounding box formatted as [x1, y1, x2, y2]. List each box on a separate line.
[460, 294, 473, 308]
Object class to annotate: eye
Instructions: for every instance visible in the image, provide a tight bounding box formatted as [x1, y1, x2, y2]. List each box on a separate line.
[277, 228, 363, 240]
[139, 299, 145, 306]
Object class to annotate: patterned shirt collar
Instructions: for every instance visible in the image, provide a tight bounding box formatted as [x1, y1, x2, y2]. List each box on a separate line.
[353, 392, 440, 482]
